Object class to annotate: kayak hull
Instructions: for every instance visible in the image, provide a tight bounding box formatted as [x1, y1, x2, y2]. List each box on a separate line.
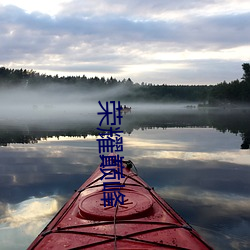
[28, 156, 213, 249]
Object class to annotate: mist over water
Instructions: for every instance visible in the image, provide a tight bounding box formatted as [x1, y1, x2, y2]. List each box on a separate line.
[0, 84, 197, 125]
[1, 83, 250, 148]
[0, 85, 98, 121]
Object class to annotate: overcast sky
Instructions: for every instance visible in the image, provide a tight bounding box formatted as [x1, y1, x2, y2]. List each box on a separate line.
[0, 0, 250, 85]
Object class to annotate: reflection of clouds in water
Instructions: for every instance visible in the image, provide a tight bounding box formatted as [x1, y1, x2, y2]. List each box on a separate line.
[0, 202, 7, 218]
[123, 127, 243, 152]
[124, 130, 187, 150]
[153, 150, 250, 166]
[125, 137, 185, 150]
[0, 196, 59, 230]
[43, 135, 98, 142]
[122, 128, 249, 166]
[0, 139, 100, 206]
[3, 139, 98, 178]
[157, 186, 250, 216]
[157, 186, 250, 249]
[0, 196, 61, 249]
[194, 223, 250, 250]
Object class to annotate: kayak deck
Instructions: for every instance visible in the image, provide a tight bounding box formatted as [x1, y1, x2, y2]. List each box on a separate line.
[28, 157, 213, 249]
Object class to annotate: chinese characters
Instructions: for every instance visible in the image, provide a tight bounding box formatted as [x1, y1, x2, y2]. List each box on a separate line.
[97, 101, 125, 207]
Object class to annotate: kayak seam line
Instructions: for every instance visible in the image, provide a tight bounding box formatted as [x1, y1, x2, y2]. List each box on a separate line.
[56, 221, 182, 230]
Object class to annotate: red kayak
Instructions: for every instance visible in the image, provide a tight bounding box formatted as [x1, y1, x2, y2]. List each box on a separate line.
[28, 154, 213, 249]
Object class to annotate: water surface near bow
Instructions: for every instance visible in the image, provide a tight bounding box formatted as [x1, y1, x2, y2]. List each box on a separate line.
[0, 105, 250, 249]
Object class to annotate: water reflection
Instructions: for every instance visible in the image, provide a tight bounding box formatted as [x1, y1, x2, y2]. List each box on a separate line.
[0, 107, 250, 249]
[0, 196, 59, 228]
[0, 107, 250, 149]
[0, 196, 62, 250]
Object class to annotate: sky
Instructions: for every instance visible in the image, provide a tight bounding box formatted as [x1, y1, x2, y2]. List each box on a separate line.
[0, 0, 250, 85]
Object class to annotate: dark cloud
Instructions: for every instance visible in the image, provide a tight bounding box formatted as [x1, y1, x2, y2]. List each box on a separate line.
[1, 4, 249, 47]
[59, 0, 215, 18]
[0, 1, 249, 84]
[185, 13, 250, 49]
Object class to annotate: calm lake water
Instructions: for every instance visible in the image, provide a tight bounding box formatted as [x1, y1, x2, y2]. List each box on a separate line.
[0, 104, 250, 249]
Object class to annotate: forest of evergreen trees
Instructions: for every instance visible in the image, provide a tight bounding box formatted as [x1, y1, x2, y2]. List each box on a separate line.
[0, 63, 249, 104]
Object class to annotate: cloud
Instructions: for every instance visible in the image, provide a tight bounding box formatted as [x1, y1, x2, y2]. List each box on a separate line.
[157, 186, 250, 216]
[0, 196, 59, 228]
[58, 0, 239, 19]
[0, 1, 250, 84]
[1, 6, 247, 51]
[0, 196, 61, 249]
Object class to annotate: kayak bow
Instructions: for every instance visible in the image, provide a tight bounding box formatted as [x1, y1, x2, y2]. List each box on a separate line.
[28, 155, 213, 249]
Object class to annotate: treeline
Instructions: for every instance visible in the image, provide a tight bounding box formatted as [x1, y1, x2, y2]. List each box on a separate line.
[0, 64, 249, 104]
[208, 63, 250, 105]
